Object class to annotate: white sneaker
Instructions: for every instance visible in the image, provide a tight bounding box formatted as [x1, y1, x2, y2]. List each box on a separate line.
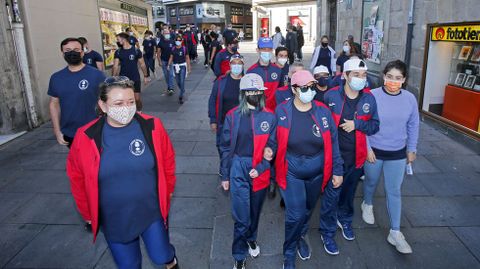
[387, 230, 413, 254]
[247, 241, 260, 258]
[361, 201, 375, 225]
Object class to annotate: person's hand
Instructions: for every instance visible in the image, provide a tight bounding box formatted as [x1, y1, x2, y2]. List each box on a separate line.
[55, 131, 69, 146]
[263, 147, 273, 161]
[332, 175, 343, 188]
[367, 150, 376, 163]
[221, 181, 230, 191]
[249, 169, 259, 179]
[210, 123, 217, 132]
[407, 152, 416, 163]
[144, 76, 151, 84]
[340, 119, 355, 133]
[187, 67, 192, 73]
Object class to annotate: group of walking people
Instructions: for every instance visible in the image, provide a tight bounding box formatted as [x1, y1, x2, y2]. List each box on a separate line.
[208, 36, 419, 269]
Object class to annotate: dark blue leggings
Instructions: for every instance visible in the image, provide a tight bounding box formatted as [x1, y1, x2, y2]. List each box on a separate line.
[106, 220, 175, 269]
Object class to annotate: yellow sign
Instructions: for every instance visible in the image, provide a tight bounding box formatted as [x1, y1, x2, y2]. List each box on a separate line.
[431, 25, 480, 42]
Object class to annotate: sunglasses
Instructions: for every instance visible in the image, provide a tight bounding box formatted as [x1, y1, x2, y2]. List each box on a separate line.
[103, 76, 134, 87]
[295, 84, 317, 93]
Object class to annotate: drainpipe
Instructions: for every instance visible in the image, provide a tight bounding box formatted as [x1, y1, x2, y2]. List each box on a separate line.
[6, 0, 39, 128]
[404, 0, 415, 69]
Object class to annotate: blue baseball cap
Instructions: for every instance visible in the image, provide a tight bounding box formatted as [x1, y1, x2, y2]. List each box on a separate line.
[257, 37, 273, 49]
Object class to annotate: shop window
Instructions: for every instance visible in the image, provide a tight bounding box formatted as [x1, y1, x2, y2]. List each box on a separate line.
[170, 8, 176, 17]
[179, 7, 194, 16]
[245, 8, 252, 17]
[231, 6, 243, 16]
[157, 7, 165, 16]
[421, 23, 480, 135]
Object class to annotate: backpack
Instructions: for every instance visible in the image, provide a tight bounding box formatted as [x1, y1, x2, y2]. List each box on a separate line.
[280, 35, 286, 46]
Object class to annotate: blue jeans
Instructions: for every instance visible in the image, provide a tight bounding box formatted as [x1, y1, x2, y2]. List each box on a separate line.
[230, 156, 267, 261]
[143, 56, 155, 76]
[363, 158, 406, 230]
[161, 60, 174, 90]
[106, 219, 175, 269]
[280, 153, 324, 262]
[174, 65, 186, 98]
[337, 166, 363, 226]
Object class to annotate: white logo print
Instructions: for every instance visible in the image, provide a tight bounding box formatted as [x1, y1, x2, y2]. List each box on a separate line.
[260, 121, 270, 132]
[78, 79, 89, 90]
[322, 117, 329, 128]
[271, 72, 278, 80]
[312, 124, 321, 138]
[280, 116, 287, 121]
[87, 59, 93, 64]
[129, 54, 135, 60]
[129, 139, 145, 156]
[362, 103, 370, 113]
[328, 102, 335, 107]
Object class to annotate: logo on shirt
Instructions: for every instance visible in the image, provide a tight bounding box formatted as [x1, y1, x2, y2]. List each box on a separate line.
[129, 139, 145, 156]
[328, 102, 335, 107]
[78, 79, 89, 90]
[260, 121, 270, 132]
[312, 124, 321, 138]
[280, 116, 287, 121]
[271, 72, 278, 80]
[362, 103, 370, 113]
[129, 54, 135, 60]
[87, 59, 93, 64]
[322, 117, 329, 129]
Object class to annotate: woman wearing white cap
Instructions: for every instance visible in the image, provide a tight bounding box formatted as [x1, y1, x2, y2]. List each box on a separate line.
[219, 73, 277, 269]
[312, 65, 333, 103]
[275, 70, 343, 268]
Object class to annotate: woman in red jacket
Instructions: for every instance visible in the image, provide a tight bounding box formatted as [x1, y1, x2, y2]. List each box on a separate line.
[67, 76, 179, 269]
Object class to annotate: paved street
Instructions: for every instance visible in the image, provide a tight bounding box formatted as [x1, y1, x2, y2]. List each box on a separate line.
[1, 43, 480, 269]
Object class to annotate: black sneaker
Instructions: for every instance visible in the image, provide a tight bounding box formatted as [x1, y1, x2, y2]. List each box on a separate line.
[168, 89, 174, 95]
[268, 182, 277, 199]
[233, 259, 246, 269]
[179, 97, 184, 104]
[280, 198, 285, 209]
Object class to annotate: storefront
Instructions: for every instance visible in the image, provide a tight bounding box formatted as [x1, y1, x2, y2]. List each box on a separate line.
[420, 22, 480, 139]
[98, 0, 151, 67]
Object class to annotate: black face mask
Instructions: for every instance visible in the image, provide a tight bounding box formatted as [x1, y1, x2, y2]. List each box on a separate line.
[246, 95, 262, 107]
[321, 42, 329, 47]
[317, 77, 329, 87]
[64, 51, 82, 65]
[116, 42, 123, 48]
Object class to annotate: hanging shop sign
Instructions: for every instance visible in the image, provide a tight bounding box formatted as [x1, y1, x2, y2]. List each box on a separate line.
[431, 25, 480, 42]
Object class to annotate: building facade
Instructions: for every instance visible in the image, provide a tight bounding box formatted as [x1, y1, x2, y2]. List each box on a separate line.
[316, 0, 480, 140]
[145, 0, 167, 31]
[163, 0, 253, 38]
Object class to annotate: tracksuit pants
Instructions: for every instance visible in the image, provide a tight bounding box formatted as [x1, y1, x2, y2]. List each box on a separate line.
[215, 125, 223, 174]
[337, 165, 363, 226]
[280, 153, 323, 262]
[319, 179, 342, 238]
[105, 219, 175, 269]
[230, 156, 267, 261]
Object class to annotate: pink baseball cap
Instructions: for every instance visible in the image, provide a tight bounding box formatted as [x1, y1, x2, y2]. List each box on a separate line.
[291, 70, 316, 86]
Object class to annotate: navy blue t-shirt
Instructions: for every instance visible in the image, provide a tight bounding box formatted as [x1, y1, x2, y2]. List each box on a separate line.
[278, 63, 289, 87]
[287, 105, 324, 156]
[221, 75, 241, 123]
[157, 39, 175, 62]
[316, 47, 332, 74]
[336, 54, 350, 73]
[234, 113, 254, 157]
[114, 46, 142, 81]
[172, 46, 187, 64]
[142, 39, 157, 58]
[47, 65, 106, 138]
[83, 50, 103, 69]
[129, 36, 138, 46]
[338, 93, 361, 167]
[99, 119, 161, 243]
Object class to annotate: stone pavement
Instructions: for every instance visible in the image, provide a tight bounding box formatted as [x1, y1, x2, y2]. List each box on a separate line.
[1, 42, 480, 269]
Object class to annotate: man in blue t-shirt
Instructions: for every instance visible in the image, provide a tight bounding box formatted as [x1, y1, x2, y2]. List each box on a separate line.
[125, 27, 140, 49]
[48, 37, 106, 148]
[113, 32, 150, 111]
[78, 37, 104, 71]
[142, 30, 157, 77]
[157, 28, 175, 93]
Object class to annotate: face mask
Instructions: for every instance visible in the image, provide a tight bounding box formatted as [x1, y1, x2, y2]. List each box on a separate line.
[260, 52, 271, 63]
[129, 32, 134, 36]
[107, 105, 136, 125]
[317, 77, 329, 87]
[321, 42, 329, 47]
[246, 94, 262, 107]
[343, 45, 350, 53]
[64, 51, 82, 65]
[164, 34, 171, 40]
[116, 41, 123, 48]
[277, 57, 288, 66]
[231, 45, 238, 52]
[186, 28, 191, 31]
[348, 77, 367, 91]
[175, 41, 182, 46]
[298, 88, 316, 104]
[230, 64, 243, 76]
[83, 47, 88, 53]
[384, 79, 403, 92]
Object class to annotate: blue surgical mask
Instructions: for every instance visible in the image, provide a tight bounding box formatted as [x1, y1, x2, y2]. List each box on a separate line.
[348, 77, 367, 91]
[298, 88, 316, 104]
[175, 41, 182, 46]
[164, 34, 171, 40]
[260, 52, 271, 63]
[230, 64, 243, 76]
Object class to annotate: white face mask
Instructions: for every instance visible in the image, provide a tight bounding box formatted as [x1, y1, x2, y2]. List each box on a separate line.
[277, 57, 288, 66]
[298, 88, 316, 104]
[83, 47, 88, 53]
[107, 105, 136, 125]
[343, 45, 350, 53]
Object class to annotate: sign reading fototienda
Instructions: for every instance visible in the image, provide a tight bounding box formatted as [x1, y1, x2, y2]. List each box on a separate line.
[432, 25, 480, 42]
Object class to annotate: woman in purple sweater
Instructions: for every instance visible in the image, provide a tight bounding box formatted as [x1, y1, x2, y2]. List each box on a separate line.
[361, 60, 419, 254]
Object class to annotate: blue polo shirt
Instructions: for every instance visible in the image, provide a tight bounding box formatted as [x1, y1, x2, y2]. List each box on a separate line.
[99, 119, 161, 243]
[234, 113, 254, 157]
[83, 50, 103, 69]
[142, 39, 157, 58]
[114, 46, 142, 81]
[47, 65, 105, 138]
[157, 39, 175, 62]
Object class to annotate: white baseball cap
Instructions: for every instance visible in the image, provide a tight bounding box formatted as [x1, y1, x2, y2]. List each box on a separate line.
[343, 58, 368, 72]
[240, 73, 267, 91]
[313, 65, 329, 75]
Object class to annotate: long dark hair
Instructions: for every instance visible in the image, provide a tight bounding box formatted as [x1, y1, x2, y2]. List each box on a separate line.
[238, 91, 266, 115]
